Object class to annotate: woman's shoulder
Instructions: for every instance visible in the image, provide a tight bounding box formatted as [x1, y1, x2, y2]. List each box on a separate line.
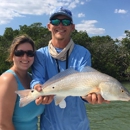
[0, 70, 16, 82]
[0, 70, 18, 90]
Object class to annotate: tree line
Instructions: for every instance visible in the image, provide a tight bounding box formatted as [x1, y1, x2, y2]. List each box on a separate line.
[0, 22, 130, 81]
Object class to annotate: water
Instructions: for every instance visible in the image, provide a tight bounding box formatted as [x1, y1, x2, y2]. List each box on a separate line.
[86, 82, 130, 130]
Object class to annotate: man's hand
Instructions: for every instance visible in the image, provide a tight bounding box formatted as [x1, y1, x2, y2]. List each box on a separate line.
[34, 84, 54, 105]
[81, 93, 110, 104]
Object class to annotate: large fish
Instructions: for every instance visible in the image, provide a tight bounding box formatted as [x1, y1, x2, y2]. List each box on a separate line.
[15, 66, 130, 108]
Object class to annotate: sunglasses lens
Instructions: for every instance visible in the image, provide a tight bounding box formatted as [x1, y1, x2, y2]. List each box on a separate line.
[14, 50, 34, 57]
[26, 50, 35, 57]
[51, 19, 60, 26]
[14, 50, 24, 57]
[50, 19, 72, 26]
[62, 19, 71, 26]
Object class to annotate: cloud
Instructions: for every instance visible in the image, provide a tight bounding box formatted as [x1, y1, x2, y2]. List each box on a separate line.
[114, 9, 128, 14]
[114, 30, 130, 40]
[116, 33, 127, 40]
[75, 20, 105, 35]
[0, 0, 83, 25]
[117, 35, 125, 40]
[78, 13, 85, 18]
[80, 2, 84, 5]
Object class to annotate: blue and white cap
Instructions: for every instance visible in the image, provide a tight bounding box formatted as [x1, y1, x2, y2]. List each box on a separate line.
[50, 7, 73, 21]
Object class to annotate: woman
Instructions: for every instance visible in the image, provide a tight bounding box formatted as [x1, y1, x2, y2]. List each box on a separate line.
[0, 35, 44, 130]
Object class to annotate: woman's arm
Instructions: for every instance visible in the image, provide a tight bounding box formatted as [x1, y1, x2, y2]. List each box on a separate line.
[0, 73, 17, 130]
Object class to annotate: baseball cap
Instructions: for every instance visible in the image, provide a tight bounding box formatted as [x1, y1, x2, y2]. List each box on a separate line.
[49, 7, 73, 21]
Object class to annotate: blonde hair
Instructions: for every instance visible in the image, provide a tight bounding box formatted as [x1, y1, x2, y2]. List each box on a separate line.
[7, 34, 35, 62]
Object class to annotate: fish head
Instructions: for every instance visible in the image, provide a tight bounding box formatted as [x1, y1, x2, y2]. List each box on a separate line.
[15, 89, 41, 107]
[99, 81, 130, 101]
[29, 89, 42, 98]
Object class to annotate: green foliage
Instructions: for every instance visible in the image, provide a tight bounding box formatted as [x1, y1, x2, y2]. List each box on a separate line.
[87, 37, 115, 78]
[18, 23, 51, 49]
[72, 30, 91, 47]
[0, 23, 129, 81]
[0, 51, 11, 74]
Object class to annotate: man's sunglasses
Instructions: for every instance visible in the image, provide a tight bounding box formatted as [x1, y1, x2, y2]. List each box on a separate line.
[14, 50, 35, 57]
[50, 19, 72, 26]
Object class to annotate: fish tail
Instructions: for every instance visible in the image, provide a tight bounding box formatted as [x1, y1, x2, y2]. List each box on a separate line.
[15, 89, 36, 107]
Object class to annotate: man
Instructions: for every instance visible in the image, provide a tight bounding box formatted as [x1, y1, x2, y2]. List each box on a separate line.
[31, 6, 108, 130]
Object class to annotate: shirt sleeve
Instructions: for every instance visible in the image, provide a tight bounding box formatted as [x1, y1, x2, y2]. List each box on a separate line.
[77, 47, 91, 103]
[30, 50, 46, 89]
[75, 47, 91, 72]
[80, 49, 91, 68]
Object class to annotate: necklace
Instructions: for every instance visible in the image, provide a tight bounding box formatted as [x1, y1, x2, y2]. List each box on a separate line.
[55, 49, 69, 73]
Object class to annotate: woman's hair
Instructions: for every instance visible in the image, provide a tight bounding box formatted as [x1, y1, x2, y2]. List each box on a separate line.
[7, 34, 35, 62]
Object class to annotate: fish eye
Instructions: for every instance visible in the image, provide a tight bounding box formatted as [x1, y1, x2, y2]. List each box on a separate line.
[52, 87, 55, 89]
[121, 90, 124, 93]
[31, 90, 34, 93]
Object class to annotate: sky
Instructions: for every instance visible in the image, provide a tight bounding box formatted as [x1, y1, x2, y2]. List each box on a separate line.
[0, 0, 130, 40]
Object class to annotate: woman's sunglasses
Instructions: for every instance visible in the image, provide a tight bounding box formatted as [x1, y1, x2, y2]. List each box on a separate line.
[14, 50, 35, 57]
[50, 19, 72, 26]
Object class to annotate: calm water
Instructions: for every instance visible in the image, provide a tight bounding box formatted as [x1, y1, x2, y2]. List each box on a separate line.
[86, 82, 130, 130]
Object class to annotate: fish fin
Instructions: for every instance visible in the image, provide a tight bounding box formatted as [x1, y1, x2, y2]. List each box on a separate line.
[59, 100, 66, 108]
[15, 89, 36, 107]
[54, 96, 66, 108]
[43, 68, 78, 87]
[15, 89, 31, 98]
[88, 87, 101, 95]
[81, 66, 100, 73]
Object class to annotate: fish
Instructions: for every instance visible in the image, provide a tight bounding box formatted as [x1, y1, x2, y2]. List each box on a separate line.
[15, 66, 130, 108]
